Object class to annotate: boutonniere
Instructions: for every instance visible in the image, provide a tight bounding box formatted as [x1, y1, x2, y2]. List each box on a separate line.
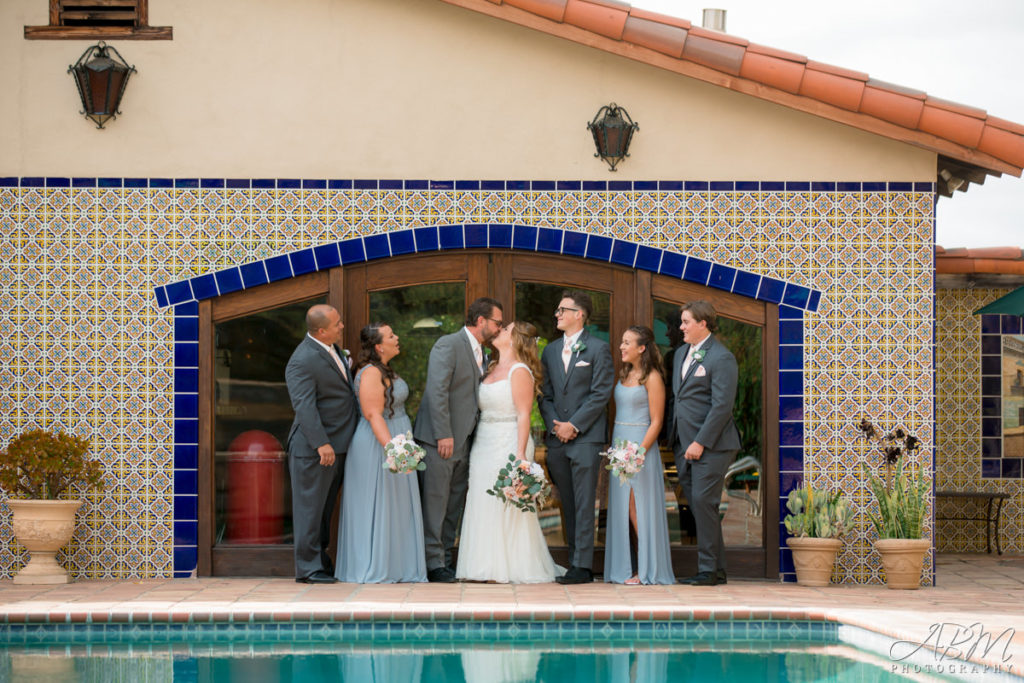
[340, 348, 350, 359]
[571, 340, 586, 354]
[692, 349, 706, 363]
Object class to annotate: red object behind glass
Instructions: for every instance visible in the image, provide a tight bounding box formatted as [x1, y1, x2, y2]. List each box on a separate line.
[225, 430, 286, 544]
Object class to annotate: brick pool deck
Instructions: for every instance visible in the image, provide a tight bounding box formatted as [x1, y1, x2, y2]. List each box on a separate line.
[1, 553, 1022, 673]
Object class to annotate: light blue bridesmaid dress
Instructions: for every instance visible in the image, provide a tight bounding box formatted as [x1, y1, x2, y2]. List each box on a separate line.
[336, 368, 426, 583]
[603, 382, 675, 584]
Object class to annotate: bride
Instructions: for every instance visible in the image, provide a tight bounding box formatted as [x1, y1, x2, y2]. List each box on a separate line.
[456, 321, 563, 583]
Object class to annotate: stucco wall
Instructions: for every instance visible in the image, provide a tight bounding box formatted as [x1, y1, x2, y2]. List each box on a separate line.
[1, 0, 935, 180]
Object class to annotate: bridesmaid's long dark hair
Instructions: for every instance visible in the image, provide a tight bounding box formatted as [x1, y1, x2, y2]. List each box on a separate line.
[618, 325, 664, 385]
[352, 323, 399, 418]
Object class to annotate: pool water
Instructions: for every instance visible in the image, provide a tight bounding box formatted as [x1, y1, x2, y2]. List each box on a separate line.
[0, 621, 996, 682]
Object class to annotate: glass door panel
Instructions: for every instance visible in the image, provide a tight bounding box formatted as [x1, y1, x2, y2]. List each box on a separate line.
[367, 282, 467, 423]
[212, 295, 325, 547]
[653, 298, 764, 548]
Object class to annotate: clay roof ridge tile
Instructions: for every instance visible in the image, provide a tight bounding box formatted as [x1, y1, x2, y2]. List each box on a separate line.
[985, 116, 1024, 137]
[805, 61, 869, 81]
[564, 0, 628, 40]
[864, 78, 927, 100]
[627, 6, 691, 30]
[686, 24, 749, 47]
[924, 96, 987, 120]
[745, 43, 808, 64]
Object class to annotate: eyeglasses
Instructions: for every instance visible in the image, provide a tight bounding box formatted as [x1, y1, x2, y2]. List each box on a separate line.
[487, 318, 504, 326]
[554, 307, 580, 316]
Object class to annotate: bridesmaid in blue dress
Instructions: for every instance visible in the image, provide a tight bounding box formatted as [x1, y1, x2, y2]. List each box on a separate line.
[336, 323, 427, 583]
[604, 325, 674, 585]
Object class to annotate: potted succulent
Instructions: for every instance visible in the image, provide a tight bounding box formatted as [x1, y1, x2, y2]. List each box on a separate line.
[858, 418, 930, 590]
[0, 429, 105, 584]
[784, 483, 854, 586]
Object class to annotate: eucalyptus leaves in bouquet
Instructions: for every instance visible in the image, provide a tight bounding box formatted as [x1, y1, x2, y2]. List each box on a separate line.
[858, 418, 929, 539]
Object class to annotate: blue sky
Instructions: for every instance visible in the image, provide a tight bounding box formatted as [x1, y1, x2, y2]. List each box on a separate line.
[633, 1, 1024, 249]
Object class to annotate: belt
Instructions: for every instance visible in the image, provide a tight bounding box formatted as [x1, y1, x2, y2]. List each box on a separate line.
[614, 421, 648, 427]
[480, 415, 517, 423]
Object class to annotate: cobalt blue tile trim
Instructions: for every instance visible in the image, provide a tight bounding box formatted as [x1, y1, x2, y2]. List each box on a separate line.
[312, 243, 341, 271]
[506, 180, 529, 191]
[172, 316, 198, 342]
[782, 283, 810, 309]
[189, 273, 218, 300]
[174, 446, 198, 470]
[489, 224, 512, 249]
[889, 181, 912, 192]
[561, 230, 587, 257]
[0, 177, 17, 186]
[239, 262, 268, 288]
[46, 177, 71, 187]
[532, 180, 555, 191]
[683, 257, 711, 285]
[731, 271, 761, 299]
[464, 224, 487, 248]
[174, 179, 199, 189]
[290, 248, 319, 275]
[264, 254, 293, 281]
[173, 469, 198, 496]
[278, 179, 301, 189]
[658, 251, 686, 278]
[200, 178, 224, 188]
[379, 179, 402, 190]
[582, 180, 606, 191]
[761, 181, 784, 192]
[785, 181, 809, 192]
[353, 179, 377, 190]
[585, 234, 612, 261]
[810, 181, 835, 192]
[634, 180, 658, 191]
[557, 180, 581, 191]
[438, 225, 464, 250]
[757, 278, 785, 304]
[512, 224, 538, 251]
[862, 182, 886, 192]
[20, 177, 44, 187]
[413, 226, 439, 253]
[73, 177, 98, 187]
[837, 182, 861, 192]
[735, 181, 758, 192]
[252, 179, 275, 189]
[481, 180, 504, 191]
[388, 230, 416, 256]
[364, 233, 391, 260]
[339, 238, 367, 265]
[536, 227, 563, 253]
[303, 179, 327, 189]
[659, 180, 683, 191]
[609, 240, 638, 267]
[174, 521, 199, 547]
[634, 245, 661, 272]
[328, 179, 352, 189]
[710, 181, 733, 191]
[154, 286, 169, 308]
[173, 495, 198, 522]
[708, 264, 737, 291]
[608, 180, 632, 192]
[174, 394, 198, 419]
[173, 343, 199, 368]
[779, 396, 804, 422]
[173, 369, 198, 395]
[914, 182, 934, 193]
[226, 178, 250, 189]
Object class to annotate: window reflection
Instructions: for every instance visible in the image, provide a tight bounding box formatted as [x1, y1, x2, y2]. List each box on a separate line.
[368, 282, 466, 422]
[1003, 336, 1024, 458]
[213, 297, 325, 545]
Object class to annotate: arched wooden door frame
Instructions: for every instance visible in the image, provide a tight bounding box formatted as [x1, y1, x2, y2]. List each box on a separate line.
[198, 251, 778, 578]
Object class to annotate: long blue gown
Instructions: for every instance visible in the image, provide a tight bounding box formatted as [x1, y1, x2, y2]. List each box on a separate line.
[336, 368, 427, 583]
[603, 382, 675, 584]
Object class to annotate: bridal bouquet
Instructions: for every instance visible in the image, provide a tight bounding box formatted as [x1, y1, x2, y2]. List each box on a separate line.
[486, 454, 551, 513]
[382, 432, 426, 474]
[601, 439, 646, 484]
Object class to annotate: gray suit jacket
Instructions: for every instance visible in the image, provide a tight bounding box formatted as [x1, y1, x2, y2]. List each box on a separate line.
[285, 336, 358, 456]
[413, 329, 482, 454]
[672, 334, 741, 453]
[539, 329, 615, 445]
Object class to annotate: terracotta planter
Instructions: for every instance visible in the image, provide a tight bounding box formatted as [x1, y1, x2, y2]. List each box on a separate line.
[874, 538, 930, 590]
[7, 499, 83, 584]
[786, 536, 842, 586]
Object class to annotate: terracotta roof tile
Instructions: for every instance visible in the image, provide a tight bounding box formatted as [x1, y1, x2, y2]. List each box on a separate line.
[564, 0, 628, 39]
[622, 16, 687, 59]
[859, 84, 925, 128]
[503, 0, 567, 22]
[443, 0, 1024, 177]
[626, 6, 690, 30]
[683, 32, 745, 75]
[798, 68, 865, 111]
[740, 52, 805, 94]
[936, 246, 1024, 276]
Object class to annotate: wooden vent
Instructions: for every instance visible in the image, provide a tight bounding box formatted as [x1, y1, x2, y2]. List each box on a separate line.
[25, 0, 172, 39]
[58, 1, 142, 28]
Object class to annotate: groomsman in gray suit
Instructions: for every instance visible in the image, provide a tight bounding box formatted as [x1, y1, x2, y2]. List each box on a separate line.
[415, 297, 504, 583]
[285, 304, 358, 584]
[540, 291, 614, 584]
[672, 300, 741, 586]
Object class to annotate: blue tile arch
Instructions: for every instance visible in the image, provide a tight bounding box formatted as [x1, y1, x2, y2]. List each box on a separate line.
[157, 225, 823, 578]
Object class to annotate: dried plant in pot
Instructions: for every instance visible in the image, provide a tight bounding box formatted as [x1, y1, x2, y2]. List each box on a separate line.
[0, 429, 105, 584]
[784, 483, 853, 586]
[858, 419, 931, 590]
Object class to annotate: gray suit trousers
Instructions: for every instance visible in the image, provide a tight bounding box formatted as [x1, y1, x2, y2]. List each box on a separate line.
[545, 439, 602, 569]
[289, 450, 342, 579]
[676, 447, 735, 573]
[418, 442, 471, 570]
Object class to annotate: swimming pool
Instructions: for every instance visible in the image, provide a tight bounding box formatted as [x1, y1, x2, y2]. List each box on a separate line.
[0, 620, 1014, 682]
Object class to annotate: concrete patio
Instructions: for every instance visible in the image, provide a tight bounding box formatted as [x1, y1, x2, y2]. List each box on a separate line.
[1, 553, 1022, 674]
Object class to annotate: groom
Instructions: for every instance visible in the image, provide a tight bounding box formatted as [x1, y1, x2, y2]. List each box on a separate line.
[540, 290, 614, 584]
[415, 296, 504, 583]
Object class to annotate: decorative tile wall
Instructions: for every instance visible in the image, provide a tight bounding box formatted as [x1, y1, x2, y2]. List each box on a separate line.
[0, 177, 936, 584]
[935, 287, 1023, 554]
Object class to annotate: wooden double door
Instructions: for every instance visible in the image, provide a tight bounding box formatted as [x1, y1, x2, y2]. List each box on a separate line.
[200, 251, 778, 577]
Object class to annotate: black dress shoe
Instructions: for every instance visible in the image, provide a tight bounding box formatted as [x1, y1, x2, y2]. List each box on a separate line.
[296, 570, 337, 584]
[678, 571, 719, 586]
[717, 570, 727, 585]
[427, 567, 456, 583]
[556, 566, 594, 584]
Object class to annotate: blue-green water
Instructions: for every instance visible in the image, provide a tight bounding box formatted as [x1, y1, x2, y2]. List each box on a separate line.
[0, 621, 993, 682]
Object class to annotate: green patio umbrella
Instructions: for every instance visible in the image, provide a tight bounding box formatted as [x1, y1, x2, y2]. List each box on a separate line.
[974, 284, 1024, 315]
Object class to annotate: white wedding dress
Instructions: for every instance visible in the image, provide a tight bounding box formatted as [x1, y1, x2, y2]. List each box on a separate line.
[456, 363, 562, 583]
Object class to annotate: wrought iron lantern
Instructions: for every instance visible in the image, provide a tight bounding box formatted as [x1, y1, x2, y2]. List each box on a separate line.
[587, 103, 638, 171]
[68, 41, 136, 129]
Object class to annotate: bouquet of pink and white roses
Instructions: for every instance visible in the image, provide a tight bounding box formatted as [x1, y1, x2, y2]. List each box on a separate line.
[600, 439, 646, 484]
[486, 454, 551, 513]
[382, 432, 426, 474]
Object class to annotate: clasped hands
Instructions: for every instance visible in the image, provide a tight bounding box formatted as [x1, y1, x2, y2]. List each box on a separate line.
[551, 420, 579, 443]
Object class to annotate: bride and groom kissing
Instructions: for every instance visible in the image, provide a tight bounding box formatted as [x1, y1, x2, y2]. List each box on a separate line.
[416, 291, 612, 584]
